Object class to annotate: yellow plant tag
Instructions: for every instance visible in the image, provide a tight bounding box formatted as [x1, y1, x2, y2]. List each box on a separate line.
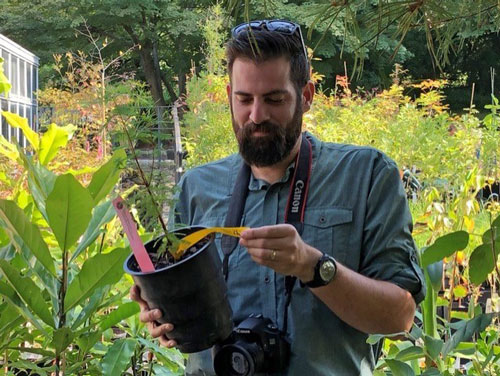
[175, 227, 249, 258]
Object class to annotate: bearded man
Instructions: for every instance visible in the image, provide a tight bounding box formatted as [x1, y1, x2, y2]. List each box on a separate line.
[132, 19, 425, 375]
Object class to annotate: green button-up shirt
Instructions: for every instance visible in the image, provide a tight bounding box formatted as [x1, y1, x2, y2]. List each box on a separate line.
[172, 132, 425, 375]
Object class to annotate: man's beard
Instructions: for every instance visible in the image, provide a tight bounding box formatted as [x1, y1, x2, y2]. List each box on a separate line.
[233, 100, 303, 167]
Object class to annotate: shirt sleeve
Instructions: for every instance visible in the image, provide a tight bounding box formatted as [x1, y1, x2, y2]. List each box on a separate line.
[358, 153, 426, 304]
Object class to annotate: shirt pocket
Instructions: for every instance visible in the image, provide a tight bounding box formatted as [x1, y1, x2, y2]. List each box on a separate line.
[302, 207, 353, 264]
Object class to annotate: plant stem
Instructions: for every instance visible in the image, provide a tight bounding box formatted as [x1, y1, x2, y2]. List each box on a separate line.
[447, 253, 458, 325]
[122, 124, 168, 236]
[56, 248, 69, 375]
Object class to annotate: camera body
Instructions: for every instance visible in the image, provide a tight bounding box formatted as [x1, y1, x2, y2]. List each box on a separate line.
[213, 314, 290, 376]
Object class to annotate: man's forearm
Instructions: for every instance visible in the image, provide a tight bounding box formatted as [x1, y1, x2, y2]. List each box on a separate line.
[311, 261, 416, 335]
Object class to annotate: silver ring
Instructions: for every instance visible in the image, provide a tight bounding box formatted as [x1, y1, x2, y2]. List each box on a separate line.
[271, 250, 277, 261]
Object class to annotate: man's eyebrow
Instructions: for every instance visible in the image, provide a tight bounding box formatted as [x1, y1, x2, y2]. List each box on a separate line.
[233, 89, 289, 97]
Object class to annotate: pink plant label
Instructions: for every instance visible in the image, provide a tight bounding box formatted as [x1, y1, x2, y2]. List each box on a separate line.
[112, 196, 155, 273]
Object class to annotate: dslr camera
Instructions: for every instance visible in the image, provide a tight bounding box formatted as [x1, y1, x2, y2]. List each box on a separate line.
[213, 314, 290, 376]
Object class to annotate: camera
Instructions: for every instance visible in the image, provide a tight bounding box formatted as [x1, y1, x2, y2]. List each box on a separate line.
[213, 314, 290, 376]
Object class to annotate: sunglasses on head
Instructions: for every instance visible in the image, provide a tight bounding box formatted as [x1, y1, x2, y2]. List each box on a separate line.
[231, 19, 308, 64]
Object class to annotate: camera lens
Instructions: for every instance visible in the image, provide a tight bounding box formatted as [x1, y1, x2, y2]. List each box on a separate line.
[230, 351, 250, 375]
[213, 340, 263, 376]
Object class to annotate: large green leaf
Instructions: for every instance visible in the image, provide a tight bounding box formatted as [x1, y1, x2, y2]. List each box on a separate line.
[442, 313, 493, 357]
[426, 260, 443, 292]
[0, 274, 51, 333]
[87, 149, 127, 204]
[38, 123, 70, 165]
[423, 335, 443, 360]
[101, 338, 136, 376]
[64, 247, 129, 313]
[1, 111, 39, 150]
[385, 359, 415, 376]
[395, 346, 425, 362]
[51, 327, 75, 356]
[70, 286, 108, 330]
[98, 302, 140, 331]
[421, 231, 469, 267]
[46, 174, 93, 251]
[0, 199, 56, 276]
[0, 302, 25, 335]
[76, 330, 102, 355]
[469, 244, 496, 285]
[71, 200, 116, 262]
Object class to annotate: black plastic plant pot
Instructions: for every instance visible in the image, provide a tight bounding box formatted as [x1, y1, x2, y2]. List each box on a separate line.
[124, 226, 234, 353]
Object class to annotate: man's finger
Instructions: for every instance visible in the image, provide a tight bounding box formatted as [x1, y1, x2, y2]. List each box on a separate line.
[241, 224, 295, 239]
[150, 323, 174, 338]
[139, 308, 162, 323]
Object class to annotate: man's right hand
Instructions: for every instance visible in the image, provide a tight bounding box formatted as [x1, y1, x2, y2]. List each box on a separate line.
[130, 285, 177, 348]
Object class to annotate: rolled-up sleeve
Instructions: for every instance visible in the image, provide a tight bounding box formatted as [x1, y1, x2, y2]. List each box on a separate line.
[359, 155, 425, 304]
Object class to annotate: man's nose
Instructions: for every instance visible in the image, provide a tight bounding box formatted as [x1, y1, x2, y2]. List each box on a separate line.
[249, 99, 270, 124]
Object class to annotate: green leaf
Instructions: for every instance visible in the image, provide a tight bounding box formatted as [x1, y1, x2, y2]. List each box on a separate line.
[385, 359, 416, 376]
[0, 134, 19, 160]
[0, 303, 25, 334]
[453, 285, 467, 298]
[51, 327, 75, 356]
[64, 247, 129, 313]
[366, 333, 386, 345]
[426, 260, 443, 291]
[422, 231, 469, 267]
[101, 338, 136, 376]
[71, 200, 116, 262]
[46, 174, 93, 251]
[421, 369, 441, 376]
[423, 335, 443, 360]
[87, 149, 127, 204]
[395, 346, 425, 362]
[0, 199, 56, 276]
[98, 302, 140, 331]
[0, 57, 12, 95]
[442, 314, 493, 357]
[1, 111, 39, 149]
[76, 330, 102, 354]
[469, 244, 496, 285]
[70, 287, 108, 330]
[38, 123, 70, 165]
[0, 261, 54, 329]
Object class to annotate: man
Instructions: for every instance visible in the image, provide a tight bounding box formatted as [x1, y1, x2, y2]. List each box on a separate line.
[132, 19, 425, 375]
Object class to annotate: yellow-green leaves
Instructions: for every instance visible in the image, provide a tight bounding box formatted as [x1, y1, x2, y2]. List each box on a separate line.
[46, 174, 93, 252]
[1, 111, 40, 150]
[0, 199, 56, 276]
[38, 123, 70, 165]
[87, 149, 127, 204]
[0, 57, 11, 95]
[64, 247, 129, 313]
[0, 260, 54, 330]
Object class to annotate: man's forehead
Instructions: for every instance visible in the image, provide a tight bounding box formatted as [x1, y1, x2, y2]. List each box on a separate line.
[230, 56, 294, 93]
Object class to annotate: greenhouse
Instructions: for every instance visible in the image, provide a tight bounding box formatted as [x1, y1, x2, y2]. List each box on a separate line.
[0, 33, 38, 147]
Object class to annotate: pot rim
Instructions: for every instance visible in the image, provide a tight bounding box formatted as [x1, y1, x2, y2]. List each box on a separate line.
[123, 226, 215, 276]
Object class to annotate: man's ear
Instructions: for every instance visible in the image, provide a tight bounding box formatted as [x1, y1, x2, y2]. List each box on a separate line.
[301, 80, 315, 113]
[226, 83, 232, 103]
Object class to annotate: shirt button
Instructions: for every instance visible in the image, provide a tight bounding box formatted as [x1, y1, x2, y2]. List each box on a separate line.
[264, 276, 270, 283]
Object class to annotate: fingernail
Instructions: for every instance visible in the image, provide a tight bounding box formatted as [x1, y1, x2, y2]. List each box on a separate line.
[164, 323, 173, 331]
[153, 309, 162, 318]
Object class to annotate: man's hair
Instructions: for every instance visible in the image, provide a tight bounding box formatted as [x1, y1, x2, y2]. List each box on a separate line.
[226, 28, 310, 93]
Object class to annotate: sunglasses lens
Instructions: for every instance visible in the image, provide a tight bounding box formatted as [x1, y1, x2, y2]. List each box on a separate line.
[265, 21, 296, 34]
[232, 21, 264, 36]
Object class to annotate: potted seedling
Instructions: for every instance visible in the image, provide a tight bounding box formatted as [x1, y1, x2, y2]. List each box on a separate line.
[114, 123, 239, 353]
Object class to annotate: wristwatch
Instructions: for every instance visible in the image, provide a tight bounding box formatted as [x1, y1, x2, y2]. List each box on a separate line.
[302, 253, 337, 288]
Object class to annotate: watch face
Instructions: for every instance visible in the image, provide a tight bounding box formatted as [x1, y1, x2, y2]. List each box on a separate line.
[319, 260, 336, 282]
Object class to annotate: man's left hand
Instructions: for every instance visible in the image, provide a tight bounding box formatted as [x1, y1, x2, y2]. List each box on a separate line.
[239, 224, 322, 281]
